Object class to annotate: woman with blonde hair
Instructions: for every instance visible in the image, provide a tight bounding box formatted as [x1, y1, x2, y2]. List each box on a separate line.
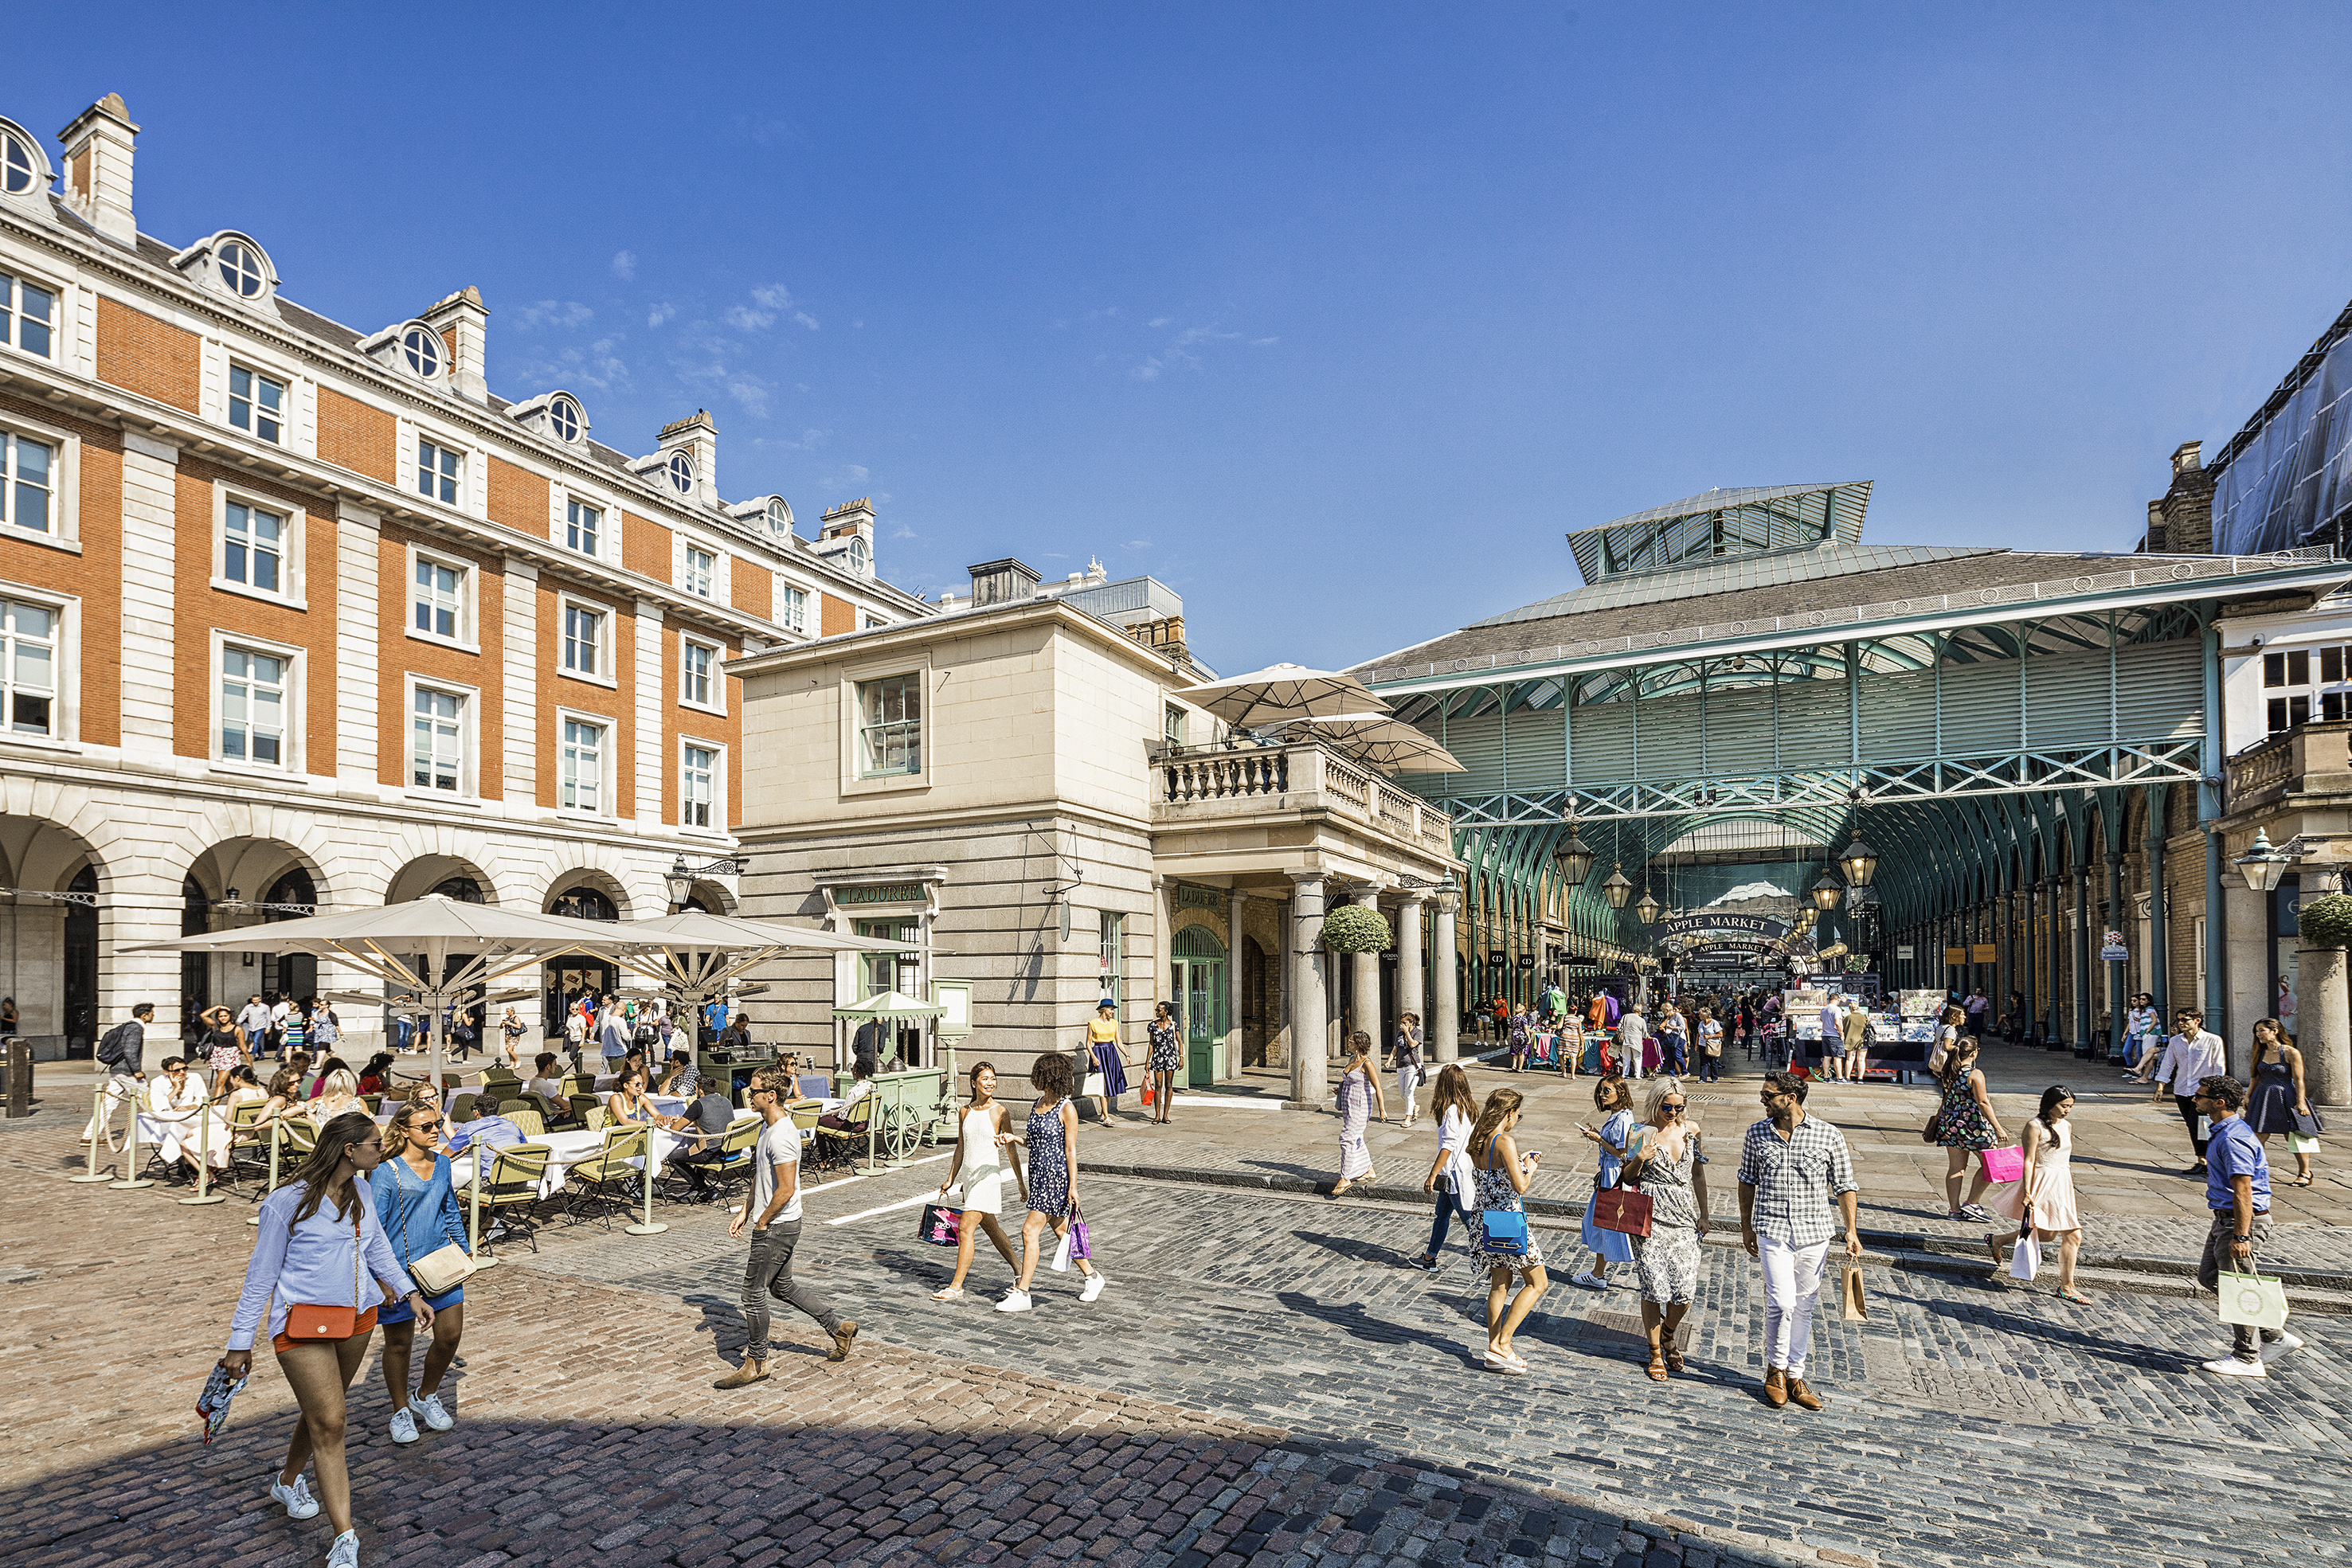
[1625, 1077, 1710, 1379]
[1407, 1063, 1480, 1270]
[1466, 1087, 1548, 1371]
[307, 1069, 364, 1127]
[368, 1097, 472, 1443]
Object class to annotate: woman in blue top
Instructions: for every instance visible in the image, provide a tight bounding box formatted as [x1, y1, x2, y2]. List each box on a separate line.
[1571, 1076, 1639, 1289]
[368, 1099, 470, 1445]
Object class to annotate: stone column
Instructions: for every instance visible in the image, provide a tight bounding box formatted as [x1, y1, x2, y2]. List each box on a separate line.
[2223, 877, 2268, 1082]
[2299, 862, 2350, 1107]
[1226, 887, 1246, 1082]
[1432, 893, 1460, 1062]
[1288, 873, 1329, 1108]
[1351, 890, 1384, 1055]
[1397, 893, 1427, 1046]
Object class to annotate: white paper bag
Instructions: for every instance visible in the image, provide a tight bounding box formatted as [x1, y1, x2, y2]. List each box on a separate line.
[1050, 1229, 1074, 1273]
[2009, 1231, 2041, 1282]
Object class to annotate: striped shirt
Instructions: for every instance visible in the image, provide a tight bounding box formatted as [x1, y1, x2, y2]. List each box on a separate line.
[1736, 1112, 1858, 1250]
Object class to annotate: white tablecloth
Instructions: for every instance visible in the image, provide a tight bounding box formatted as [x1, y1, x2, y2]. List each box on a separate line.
[134, 1109, 229, 1167]
[453, 1113, 758, 1197]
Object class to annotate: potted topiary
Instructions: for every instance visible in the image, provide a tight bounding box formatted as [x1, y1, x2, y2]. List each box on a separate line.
[1320, 904, 1392, 954]
[2299, 891, 2352, 949]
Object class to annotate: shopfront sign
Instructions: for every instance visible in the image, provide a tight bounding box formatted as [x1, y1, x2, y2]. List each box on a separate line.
[837, 883, 925, 905]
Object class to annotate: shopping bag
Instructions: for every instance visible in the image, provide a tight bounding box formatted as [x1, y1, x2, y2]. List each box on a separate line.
[917, 1202, 963, 1247]
[1141, 1083, 1155, 1107]
[1069, 1202, 1090, 1261]
[2009, 1214, 2041, 1282]
[1050, 1227, 1074, 1273]
[1841, 1267, 1869, 1322]
[1981, 1145, 2025, 1183]
[2217, 1270, 2290, 1331]
[2287, 1131, 2320, 1155]
[1082, 1072, 1108, 1099]
[1591, 1186, 1654, 1238]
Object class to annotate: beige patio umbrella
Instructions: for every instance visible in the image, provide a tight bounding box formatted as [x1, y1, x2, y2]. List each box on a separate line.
[1172, 663, 1391, 729]
[598, 910, 910, 1073]
[1286, 713, 1467, 774]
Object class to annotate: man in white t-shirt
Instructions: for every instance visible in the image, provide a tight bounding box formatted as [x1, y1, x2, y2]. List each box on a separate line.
[715, 1067, 856, 1388]
[1617, 1007, 1649, 1080]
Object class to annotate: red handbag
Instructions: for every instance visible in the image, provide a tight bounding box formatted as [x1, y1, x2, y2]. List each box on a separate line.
[1591, 1183, 1653, 1238]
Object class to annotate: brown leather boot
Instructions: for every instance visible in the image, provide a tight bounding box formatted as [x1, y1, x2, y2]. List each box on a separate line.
[713, 1358, 770, 1390]
[1763, 1367, 1788, 1407]
[1786, 1376, 1825, 1411]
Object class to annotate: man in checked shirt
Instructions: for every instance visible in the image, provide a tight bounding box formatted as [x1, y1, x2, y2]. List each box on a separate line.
[1738, 1070, 1862, 1412]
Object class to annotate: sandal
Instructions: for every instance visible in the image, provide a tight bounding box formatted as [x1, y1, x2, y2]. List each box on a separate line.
[1329, 1181, 1352, 1198]
[1664, 1347, 1685, 1374]
[2057, 1288, 2094, 1305]
[929, 1286, 965, 1301]
[1646, 1350, 1669, 1382]
[2291, 1175, 2315, 1187]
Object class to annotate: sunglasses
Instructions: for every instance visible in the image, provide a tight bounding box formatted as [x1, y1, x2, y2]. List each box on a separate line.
[1661, 1102, 1687, 1112]
[414, 1118, 442, 1131]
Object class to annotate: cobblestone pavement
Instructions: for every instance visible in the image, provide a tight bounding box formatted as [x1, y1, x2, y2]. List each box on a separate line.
[5, 1053, 2346, 1568]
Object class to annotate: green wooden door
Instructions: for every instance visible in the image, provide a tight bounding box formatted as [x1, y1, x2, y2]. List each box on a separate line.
[1172, 925, 1228, 1086]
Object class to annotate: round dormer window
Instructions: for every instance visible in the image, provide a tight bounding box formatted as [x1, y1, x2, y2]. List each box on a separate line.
[547, 396, 581, 443]
[848, 535, 871, 574]
[217, 240, 268, 299]
[667, 451, 695, 494]
[765, 497, 792, 534]
[2, 131, 36, 195]
[402, 327, 442, 378]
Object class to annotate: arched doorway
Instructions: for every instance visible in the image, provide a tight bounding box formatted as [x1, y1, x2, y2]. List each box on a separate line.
[1172, 925, 1227, 1086]
[261, 867, 319, 1005]
[62, 863, 96, 1052]
[545, 884, 619, 1039]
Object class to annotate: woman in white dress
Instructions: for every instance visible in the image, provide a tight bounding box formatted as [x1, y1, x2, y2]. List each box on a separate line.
[1981, 1085, 2090, 1304]
[1330, 1032, 1388, 1198]
[930, 1062, 1027, 1300]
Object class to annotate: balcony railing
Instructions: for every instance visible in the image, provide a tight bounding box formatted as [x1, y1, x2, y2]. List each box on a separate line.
[2225, 720, 2352, 815]
[1155, 738, 1455, 854]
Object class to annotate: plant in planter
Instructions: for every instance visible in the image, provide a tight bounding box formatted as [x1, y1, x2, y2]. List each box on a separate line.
[1320, 904, 1393, 954]
[2299, 892, 2352, 950]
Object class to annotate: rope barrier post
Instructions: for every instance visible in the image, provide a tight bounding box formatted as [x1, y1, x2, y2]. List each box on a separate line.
[108, 1089, 153, 1190]
[68, 1078, 112, 1183]
[625, 1126, 667, 1236]
[249, 1119, 281, 1226]
[181, 1094, 225, 1206]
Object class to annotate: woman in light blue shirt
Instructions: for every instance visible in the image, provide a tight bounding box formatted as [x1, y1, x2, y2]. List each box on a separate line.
[221, 1110, 431, 1568]
[369, 1099, 471, 1446]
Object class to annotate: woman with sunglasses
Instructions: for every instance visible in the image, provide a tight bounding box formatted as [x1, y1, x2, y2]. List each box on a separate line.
[221, 1111, 431, 1568]
[369, 1099, 472, 1444]
[1624, 1077, 1711, 1379]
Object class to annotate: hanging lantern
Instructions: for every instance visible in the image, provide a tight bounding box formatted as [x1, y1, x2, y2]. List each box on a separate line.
[1552, 828, 1595, 886]
[1634, 888, 1661, 925]
[1810, 873, 1844, 912]
[1600, 864, 1634, 910]
[1837, 836, 1879, 890]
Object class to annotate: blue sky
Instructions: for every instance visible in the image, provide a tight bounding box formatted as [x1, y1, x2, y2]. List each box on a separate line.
[18, 3, 2352, 671]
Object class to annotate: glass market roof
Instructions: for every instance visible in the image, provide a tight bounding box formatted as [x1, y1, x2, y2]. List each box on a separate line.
[1565, 481, 1876, 584]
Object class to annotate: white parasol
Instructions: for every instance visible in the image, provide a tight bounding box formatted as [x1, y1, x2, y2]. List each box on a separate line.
[1171, 663, 1391, 729]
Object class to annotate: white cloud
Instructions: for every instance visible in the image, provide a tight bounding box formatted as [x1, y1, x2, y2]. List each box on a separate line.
[512, 299, 593, 330]
[725, 374, 772, 419]
[733, 285, 818, 332]
[1129, 358, 1164, 382]
[1124, 538, 1152, 550]
[611, 250, 637, 281]
[1148, 317, 1172, 328]
[646, 302, 677, 328]
[723, 303, 775, 331]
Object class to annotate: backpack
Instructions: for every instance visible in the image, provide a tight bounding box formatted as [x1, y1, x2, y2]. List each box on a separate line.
[96, 1023, 132, 1067]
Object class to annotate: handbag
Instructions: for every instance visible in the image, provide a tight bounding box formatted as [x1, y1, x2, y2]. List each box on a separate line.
[2293, 1107, 2327, 1138]
[1981, 1145, 2025, 1183]
[282, 1210, 366, 1342]
[1477, 1141, 1530, 1254]
[1082, 1072, 1108, 1099]
[1591, 1185, 1653, 1238]
[917, 1202, 963, 1247]
[2217, 1269, 2290, 1331]
[392, 1161, 477, 1297]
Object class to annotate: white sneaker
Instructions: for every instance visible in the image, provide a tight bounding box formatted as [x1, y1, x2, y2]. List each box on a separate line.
[412, 1391, 454, 1431]
[389, 1406, 419, 1445]
[996, 1288, 1032, 1313]
[327, 1528, 360, 1568]
[2260, 1331, 2306, 1365]
[1571, 1270, 1608, 1289]
[268, 1472, 320, 1519]
[1080, 1271, 1107, 1303]
[2201, 1355, 2268, 1378]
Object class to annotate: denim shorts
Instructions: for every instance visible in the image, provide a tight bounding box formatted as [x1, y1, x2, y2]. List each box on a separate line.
[378, 1281, 464, 1326]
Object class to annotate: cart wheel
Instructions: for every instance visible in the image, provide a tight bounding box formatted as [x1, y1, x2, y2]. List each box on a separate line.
[879, 1104, 924, 1162]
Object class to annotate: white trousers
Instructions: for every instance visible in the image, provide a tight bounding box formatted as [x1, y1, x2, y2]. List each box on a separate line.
[81, 1073, 139, 1142]
[1396, 1066, 1419, 1116]
[1759, 1235, 1832, 1377]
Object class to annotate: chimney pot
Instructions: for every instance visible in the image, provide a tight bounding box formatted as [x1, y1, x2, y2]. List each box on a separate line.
[2171, 440, 2202, 475]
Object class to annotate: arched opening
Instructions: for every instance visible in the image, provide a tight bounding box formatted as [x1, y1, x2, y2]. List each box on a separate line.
[182, 837, 329, 1044]
[262, 866, 319, 1006]
[61, 864, 96, 1050]
[1171, 924, 1228, 1085]
[545, 883, 620, 1039]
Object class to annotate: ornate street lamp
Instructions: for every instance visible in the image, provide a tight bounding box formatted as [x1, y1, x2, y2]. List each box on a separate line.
[2233, 828, 2291, 894]
[1600, 864, 1634, 910]
[1634, 888, 1662, 925]
[1809, 873, 1844, 913]
[1552, 827, 1595, 886]
[1837, 836, 1879, 890]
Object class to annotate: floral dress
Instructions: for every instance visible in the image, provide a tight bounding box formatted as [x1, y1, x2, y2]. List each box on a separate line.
[1632, 1130, 1705, 1306]
[1931, 1070, 1998, 1150]
[1470, 1140, 1543, 1277]
[1147, 1019, 1181, 1074]
[1026, 1099, 1072, 1218]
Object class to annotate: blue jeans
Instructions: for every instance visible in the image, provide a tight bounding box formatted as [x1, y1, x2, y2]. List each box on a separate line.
[1426, 1188, 1467, 1257]
[393, 1018, 414, 1050]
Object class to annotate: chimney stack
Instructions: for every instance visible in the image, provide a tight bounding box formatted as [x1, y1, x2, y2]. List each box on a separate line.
[421, 287, 490, 405]
[59, 93, 137, 246]
[658, 411, 718, 507]
[2171, 440, 2202, 477]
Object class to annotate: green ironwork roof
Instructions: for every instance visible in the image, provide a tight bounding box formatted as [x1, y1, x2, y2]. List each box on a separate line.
[1475, 542, 1997, 625]
[1566, 482, 1873, 583]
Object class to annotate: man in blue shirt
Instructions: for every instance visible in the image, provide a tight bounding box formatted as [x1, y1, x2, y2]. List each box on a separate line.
[2194, 1074, 2299, 1377]
[445, 1095, 526, 1183]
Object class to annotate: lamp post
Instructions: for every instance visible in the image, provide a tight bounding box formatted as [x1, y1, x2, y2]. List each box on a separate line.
[664, 854, 748, 913]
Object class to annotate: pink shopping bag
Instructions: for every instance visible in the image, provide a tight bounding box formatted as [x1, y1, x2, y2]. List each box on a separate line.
[1981, 1145, 2025, 1183]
